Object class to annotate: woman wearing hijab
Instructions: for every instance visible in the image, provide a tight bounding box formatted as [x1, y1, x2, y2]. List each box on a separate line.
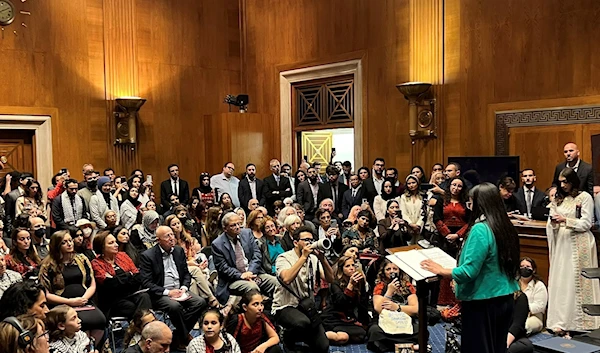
[192, 172, 216, 206]
[90, 176, 120, 230]
[120, 187, 142, 230]
[373, 178, 399, 221]
[130, 210, 159, 252]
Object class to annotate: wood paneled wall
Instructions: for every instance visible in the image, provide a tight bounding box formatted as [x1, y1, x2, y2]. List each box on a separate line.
[0, 0, 241, 192]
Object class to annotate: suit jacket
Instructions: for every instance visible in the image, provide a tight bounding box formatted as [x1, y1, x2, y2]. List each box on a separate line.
[296, 180, 319, 219]
[317, 181, 349, 216]
[263, 174, 292, 215]
[160, 178, 190, 209]
[139, 244, 191, 298]
[514, 186, 545, 215]
[211, 229, 263, 303]
[238, 177, 265, 213]
[362, 178, 378, 206]
[341, 186, 366, 219]
[51, 194, 89, 231]
[553, 160, 594, 196]
[4, 187, 22, 232]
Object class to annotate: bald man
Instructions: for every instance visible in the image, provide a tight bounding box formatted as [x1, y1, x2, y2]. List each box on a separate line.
[124, 321, 172, 353]
[139, 226, 206, 349]
[552, 142, 594, 195]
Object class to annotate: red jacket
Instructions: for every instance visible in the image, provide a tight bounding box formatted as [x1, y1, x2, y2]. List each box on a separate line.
[91, 251, 138, 284]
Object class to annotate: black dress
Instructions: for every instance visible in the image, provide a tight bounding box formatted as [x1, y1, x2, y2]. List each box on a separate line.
[321, 283, 370, 343]
[61, 263, 106, 331]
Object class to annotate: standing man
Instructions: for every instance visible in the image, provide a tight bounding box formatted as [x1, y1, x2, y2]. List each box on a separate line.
[339, 161, 353, 187]
[210, 162, 240, 208]
[272, 226, 334, 353]
[138, 226, 206, 350]
[77, 170, 99, 210]
[296, 167, 320, 220]
[362, 158, 385, 205]
[318, 165, 348, 220]
[4, 172, 33, 232]
[238, 163, 265, 213]
[342, 174, 365, 219]
[263, 159, 292, 216]
[281, 163, 296, 196]
[160, 164, 190, 209]
[385, 167, 404, 194]
[552, 142, 594, 196]
[78, 163, 94, 190]
[103, 168, 116, 182]
[52, 179, 88, 230]
[211, 213, 277, 304]
[514, 169, 545, 218]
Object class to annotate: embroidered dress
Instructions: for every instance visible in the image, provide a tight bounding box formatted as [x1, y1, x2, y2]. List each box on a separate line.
[49, 331, 90, 353]
[546, 192, 600, 330]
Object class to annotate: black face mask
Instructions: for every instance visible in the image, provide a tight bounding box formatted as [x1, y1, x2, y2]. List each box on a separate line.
[34, 228, 46, 239]
[87, 180, 98, 189]
[519, 267, 534, 278]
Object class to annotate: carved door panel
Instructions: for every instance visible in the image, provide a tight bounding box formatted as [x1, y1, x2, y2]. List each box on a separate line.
[301, 131, 333, 175]
[0, 130, 35, 180]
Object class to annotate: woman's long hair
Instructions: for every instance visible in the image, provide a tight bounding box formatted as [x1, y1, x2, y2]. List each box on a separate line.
[10, 228, 41, 266]
[124, 308, 156, 347]
[25, 179, 43, 205]
[555, 168, 580, 205]
[41, 230, 71, 290]
[112, 226, 139, 265]
[0, 314, 43, 353]
[164, 214, 194, 251]
[294, 169, 307, 191]
[380, 178, 398, 201]
[375, 259, 411, 296]
[443, 176, 469, 205]
[519, 256, 543, 284]
[205, 206, 223, 244]
[411, 165, 427, 184]
[334, 255, 362, 292]
[468, 182, 520, 279]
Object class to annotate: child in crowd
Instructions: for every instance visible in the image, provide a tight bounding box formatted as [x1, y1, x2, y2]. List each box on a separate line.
[46, 305, 97, 353]
[123, 308, 157, 348]
[187, 309, 240, 353]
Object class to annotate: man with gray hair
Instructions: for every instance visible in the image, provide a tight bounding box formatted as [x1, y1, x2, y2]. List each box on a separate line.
[211, 213, 277, 304]
[124, 321, 172, 353]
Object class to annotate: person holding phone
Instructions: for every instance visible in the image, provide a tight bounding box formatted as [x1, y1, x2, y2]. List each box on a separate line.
[341, 210, 378, 254]
[377, 200, 411, 252]
[315, 209, 342, 260]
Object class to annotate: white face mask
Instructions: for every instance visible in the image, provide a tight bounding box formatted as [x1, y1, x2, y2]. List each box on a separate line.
[83, 228, 93, 237]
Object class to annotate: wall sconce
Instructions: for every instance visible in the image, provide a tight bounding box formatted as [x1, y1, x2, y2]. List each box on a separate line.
[114, 97, 146, 148]
[396, 82, 436, 141]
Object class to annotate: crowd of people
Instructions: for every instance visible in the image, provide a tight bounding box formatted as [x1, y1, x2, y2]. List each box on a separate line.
[0, 141, 597, 353]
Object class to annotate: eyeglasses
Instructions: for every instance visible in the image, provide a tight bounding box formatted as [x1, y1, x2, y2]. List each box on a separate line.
[35, 330, 49, 341]
[299, 238, 314, 244]
[226, 166, 235, 171]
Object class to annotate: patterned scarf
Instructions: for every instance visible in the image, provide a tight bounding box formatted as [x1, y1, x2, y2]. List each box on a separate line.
[60, 191, 83, 224]
[133, 210, 159, 244]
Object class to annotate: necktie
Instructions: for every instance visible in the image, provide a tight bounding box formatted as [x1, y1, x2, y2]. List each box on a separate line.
[173, 180, 178, 196]
[276, 176, 280, 186]
[332, 184, 337, 206]
[526, 189, 533, 215]
[233, 239, 246, 273]
[352, 189, 356, 198]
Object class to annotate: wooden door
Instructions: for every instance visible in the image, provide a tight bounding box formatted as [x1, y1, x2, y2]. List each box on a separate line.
[0, 130, 35, 180]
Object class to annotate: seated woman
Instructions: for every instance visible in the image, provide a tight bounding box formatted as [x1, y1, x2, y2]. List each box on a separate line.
[205, 206, 224, 245]
[113, 226, 140, 266]
[46, 305, 91, 353]
[72, 220, 96, 261]
[257, 217, 285, 277]
[367, 259, 418, 353]
[518, 257, 547, 335]
[123, 308, 157, 348]
[188, 309, 240, 353]
[342, 210, 378, 253]
[377, 200, 411, 252]
[130, 210, 159, 252]
[277, 206, 298, 225]
[246, 210, 265, 239]
[279, 214, 301, 252]
[5, 228, 41, 278]
[373, 179, 399, 221]
[0, 281, 49, 320]
[103, 210, 119, 233]
[498, 176, 520, 214]
[219, 193, 234, 212]
[316, 208, 342, 256]
[0, 313, 48, 353]
[39, 230, 106, 344]
[164, 214, 220, 309]
[90, 231, 152, 318]
[173, 204, 199, 239]
[120, 187, 142, 230]
[321, 256, 370, 345]
[507, 291, 534, 353]
[344, 205, 362, 228]
[226, 290, 281, 353]
[15, 179, 47, 220]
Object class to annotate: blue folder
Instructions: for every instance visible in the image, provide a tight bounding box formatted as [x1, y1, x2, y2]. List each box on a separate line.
[534, 337, 600, 353]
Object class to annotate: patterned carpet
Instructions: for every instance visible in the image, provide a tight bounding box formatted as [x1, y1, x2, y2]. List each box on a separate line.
[109, 316, 554, 353]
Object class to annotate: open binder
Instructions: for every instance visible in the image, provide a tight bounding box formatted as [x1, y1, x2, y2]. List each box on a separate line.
[386, 247, 457, 281]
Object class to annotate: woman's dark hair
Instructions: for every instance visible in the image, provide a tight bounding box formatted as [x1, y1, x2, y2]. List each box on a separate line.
[12, 213, 31, 230]
[468, 182, 520, 279]
[201, 308, 225, 325]
[519, 256, 542, 284]
[357, 210, 372, 223]
[315, 208, 331, 225]
[124, 308, 156, 346]
[497, 176, 516, 192]
[112, 226, 139, 265]
[403, 174, 422, 196]
[0, 280, 47, 319]
[92, 230, 112, 255]
[334, 255, 360, 291]
[357, 167, 370, 180]
[443, 176, 469, 205]
[411, 165, 427, 184]
[294, 169, 307, 190]
[10, 227, 41, 266]
[24, 179, 43, 205]
[380, 178, 397, 201]
[206, 206, 223, 243]
[219, 193, 233, 210]
[384, 199, 400, 218]
[127, 175, 147, 195]
[555, 168, 580, 205]
[130, 169, 144, 177]
[375, 259, 411, 296]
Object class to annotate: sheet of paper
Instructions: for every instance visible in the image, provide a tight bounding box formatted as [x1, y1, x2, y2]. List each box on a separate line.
[386, 249, 435, 281]
[420, 247, 457, 269]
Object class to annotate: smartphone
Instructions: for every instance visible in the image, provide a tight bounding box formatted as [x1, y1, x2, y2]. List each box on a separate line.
[332, 147, 336, 152]
[331, 219, 338, 229]
[146, 174, 153, 184]
[303, 155, 308, 162]
[60, 168, 68, 175]
[362, 198, 368, 204]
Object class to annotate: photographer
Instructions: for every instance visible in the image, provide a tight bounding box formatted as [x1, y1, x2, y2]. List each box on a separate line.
[272, 226, 333, 353]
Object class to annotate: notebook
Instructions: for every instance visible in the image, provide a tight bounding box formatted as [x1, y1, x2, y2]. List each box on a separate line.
[533, 337, 600, 353]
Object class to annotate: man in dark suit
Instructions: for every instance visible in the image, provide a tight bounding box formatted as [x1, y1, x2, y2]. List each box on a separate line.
[552, 142, 594, 195]
[318, 165, 348, 220]
[238, 163, 265, 213]
[341, 174, 365, 219]
[263, 159, 293, 216]
[296, 167, 320, 220]
[362, 157, 386, 205]
[4, 172, 33, 233]
[160, 164, 190, 210]
[211, 213, 277, 304]
[139, 226, 205, 349]
[514, 168, 546, 218]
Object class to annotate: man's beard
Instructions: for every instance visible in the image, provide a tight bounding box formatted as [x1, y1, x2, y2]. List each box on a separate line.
[248, 174, 255, 181]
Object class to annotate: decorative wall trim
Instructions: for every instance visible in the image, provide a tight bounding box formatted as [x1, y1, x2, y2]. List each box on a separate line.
[0, 114, 53, 192]
[495, 104, 600, 155]
[279, 59, 363, 167]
